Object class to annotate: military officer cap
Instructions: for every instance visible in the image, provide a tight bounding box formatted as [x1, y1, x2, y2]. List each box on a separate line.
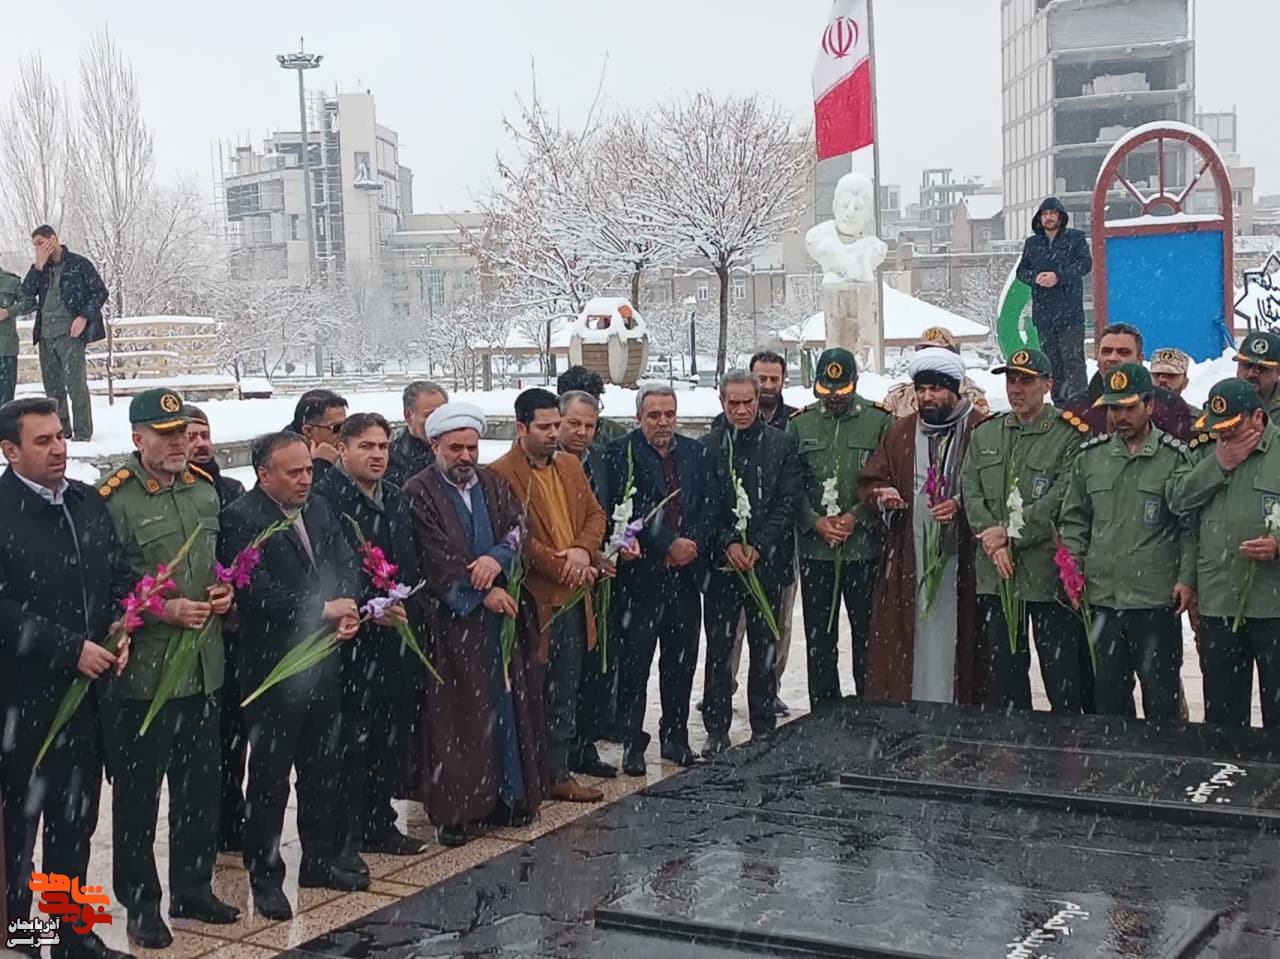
[1094, 362, 1154, 408]
[993, 348, 1053, 379]
[1150, 348, 1191, 375]
[1234, 330, 1280, 369]
[1195, 378, 1263, 432]
[814, 348, 857, 397]
[914, 326, 959, 353]
[129, 388, 188, 432]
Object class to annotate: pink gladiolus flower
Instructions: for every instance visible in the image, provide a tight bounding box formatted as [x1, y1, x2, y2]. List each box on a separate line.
[359, 542, 400, 592]
[924, 464, 946, 508]
[1054, 545, 1086, 609]
[217, 546, 262, 589]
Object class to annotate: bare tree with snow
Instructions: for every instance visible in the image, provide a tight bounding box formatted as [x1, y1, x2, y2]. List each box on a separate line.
[67, 28, 154, 320]
[0, 54, 71, 240]
[627, 94, 811, 374]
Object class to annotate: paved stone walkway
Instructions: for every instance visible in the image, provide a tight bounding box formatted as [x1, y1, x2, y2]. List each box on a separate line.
[34, 605, 1260, 957]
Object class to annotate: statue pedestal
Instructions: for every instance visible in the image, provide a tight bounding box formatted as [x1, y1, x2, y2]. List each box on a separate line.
[821, 280, 882, 375]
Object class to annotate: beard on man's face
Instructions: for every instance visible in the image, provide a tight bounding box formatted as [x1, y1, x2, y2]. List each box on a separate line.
[919, 395, 959, 425]
[445, 463, 475, 485]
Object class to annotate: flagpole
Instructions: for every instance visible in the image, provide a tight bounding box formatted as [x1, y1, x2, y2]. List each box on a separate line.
[867, 0, 886, 374]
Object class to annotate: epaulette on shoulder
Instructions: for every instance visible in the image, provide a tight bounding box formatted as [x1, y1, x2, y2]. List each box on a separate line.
[1189, 431, 1218, 452]
[98, 465, 134, 499]
[1061, 409, 1092, 434]
[1080, 433, 1111, 451]
[790, 405, 809, 419]
[1159, 432, 1190, 455]
[188, 463, 215, 483]
[872, 401, 892, 415]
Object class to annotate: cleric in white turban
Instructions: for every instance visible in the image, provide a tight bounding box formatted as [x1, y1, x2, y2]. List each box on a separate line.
[856, 342, 990, 709]
[425, 402, 488, 441]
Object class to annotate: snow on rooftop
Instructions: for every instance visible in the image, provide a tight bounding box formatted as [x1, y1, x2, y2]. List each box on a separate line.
[961, 194, 1003, 221]
[775, 287, 990, 344]
[1105, 212, 1224, 229]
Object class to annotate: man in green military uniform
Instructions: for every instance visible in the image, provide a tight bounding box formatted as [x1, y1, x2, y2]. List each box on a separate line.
[1058, 364, 1196, 720]
[1234, 330, 1280, 425]
[1169, 378, 1280, 729]
[102, 389, 240, 948]
[961, 348, 1091, 712]
[787, 348, 891, 706]
[0, 265, 36, 404]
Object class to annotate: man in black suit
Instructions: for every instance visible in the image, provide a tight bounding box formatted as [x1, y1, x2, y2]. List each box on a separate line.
[218, 432, 364, 920]
[701, 370, 802, 755]
[185, 403, 251, 853]
[385, 381, 448, 488]
[608, 385, 717, 775]
[0, 397, 132, 959]
[312, 413, 427, 861]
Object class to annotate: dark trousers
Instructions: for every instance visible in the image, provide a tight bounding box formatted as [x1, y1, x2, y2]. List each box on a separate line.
[243, 682, 342, 890]
[615, 574, 702, 750]
[38, 335, 92, 440]
[0, 354, 16, 405]
[219, 633, 247, 846]
[704, 574, 780, 738]
[799, 557, 876, 707]
[544, 605, 587, 782]
[1039, 323, 1087, 406]
[1200, 616, 1280, 729]
[111, 695, 219, 914]
[336, 696, 402, 853]
[986, 597, 1094, 713]
[573, 613, 618, 757]
[1093, 607, 1182, 720]
[2, 703, 101, 928]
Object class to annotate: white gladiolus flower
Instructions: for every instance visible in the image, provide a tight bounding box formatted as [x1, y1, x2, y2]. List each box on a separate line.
[733, 479, 752, 534]
[1006, 486, 1026, 541]
[1267, 501, 1280, 535]
[612, 499, 633, 525]
[822, 476, 841, 517]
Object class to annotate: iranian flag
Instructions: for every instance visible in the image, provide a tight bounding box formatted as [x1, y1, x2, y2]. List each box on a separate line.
[813, 0, 875, 160]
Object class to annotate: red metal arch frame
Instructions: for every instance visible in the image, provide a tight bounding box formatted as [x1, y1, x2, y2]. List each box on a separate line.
[1091, 124, 1235, 340]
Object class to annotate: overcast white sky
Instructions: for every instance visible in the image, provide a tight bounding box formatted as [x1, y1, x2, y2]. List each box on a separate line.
[1, 0, 1273, 216]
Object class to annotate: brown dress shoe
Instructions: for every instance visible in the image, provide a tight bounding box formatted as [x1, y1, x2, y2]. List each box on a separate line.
[549, 776, 604, 802]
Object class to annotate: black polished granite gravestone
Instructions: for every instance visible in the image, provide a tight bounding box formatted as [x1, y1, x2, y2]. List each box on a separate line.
[284, 702, 1280, 959]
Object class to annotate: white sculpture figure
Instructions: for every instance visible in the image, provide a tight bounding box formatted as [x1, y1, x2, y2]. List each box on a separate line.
[805, 172, 887, 369]
[806, 172, 888, 285]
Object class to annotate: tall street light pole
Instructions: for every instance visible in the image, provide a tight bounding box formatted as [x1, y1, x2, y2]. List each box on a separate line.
[277, 39, 322, 284]
[684, 295, 698, 380]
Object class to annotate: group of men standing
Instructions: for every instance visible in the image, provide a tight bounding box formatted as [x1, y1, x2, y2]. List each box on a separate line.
[4, 315, 1280, 954]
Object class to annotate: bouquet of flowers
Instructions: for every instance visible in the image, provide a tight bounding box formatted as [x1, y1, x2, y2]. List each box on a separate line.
[919, 463, 948, 615]
[596, 445, 638, 673]
[822, 474, 845, 631]
[1054, 541, 1095, 666]
[38, 526, 207, 765]
[1234, 500, 1280, 632]
[139, 513, 299, 736]
[725, 433, 781, 641]
[240, 520, 433, 707]
[997, 472, 1026, 655]
[344, 516, 441, 683]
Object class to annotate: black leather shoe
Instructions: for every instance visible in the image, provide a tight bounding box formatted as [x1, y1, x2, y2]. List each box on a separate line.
[701, 733, 732, 759]
[52, 931, 134, 959]
[170, 891, 241, 924]
[332, 849, 371, 876]
[438, 824, 469, 847]
[772, 696, 790, 717]
[363, 828, 428, 856]
[481, 801, 535, 828]
[749, 729, 776, 746]
[570, 745, 618, 779]
[298, 859, 370, 892]
[660, 740, 697, 767]
[251, 884, 293, 921]
[126, 912, 173, 950]
[622, 743, 647, 777]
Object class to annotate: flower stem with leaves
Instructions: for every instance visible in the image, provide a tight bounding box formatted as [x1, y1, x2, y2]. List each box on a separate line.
[1233, 502, 1280, 632]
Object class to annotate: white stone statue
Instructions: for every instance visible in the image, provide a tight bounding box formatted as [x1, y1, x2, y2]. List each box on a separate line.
[805, 172, 888, 285]
[805, 171, 886, 370]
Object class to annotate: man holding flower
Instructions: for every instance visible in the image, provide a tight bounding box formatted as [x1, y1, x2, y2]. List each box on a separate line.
[1059, 364, 1195, 720]
[1169, 378, 1280, 729]
[961, 349, 1089, 713]
[100, 390, 239, 947]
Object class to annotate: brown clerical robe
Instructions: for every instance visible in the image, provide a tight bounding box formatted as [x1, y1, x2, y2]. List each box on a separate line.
[402, 466, 547, 826]
[856, 410, 993, 707]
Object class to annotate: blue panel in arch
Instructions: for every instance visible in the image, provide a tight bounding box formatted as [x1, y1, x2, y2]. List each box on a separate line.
[1105, 230, 1228, 361]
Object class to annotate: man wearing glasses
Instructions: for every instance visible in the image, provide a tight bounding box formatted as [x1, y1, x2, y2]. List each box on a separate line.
[295, 390, 348, 478]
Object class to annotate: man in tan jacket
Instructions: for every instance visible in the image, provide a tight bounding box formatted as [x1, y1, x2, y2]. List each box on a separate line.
[491, 388, 607, 802]
[884, 326, 990, 418]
